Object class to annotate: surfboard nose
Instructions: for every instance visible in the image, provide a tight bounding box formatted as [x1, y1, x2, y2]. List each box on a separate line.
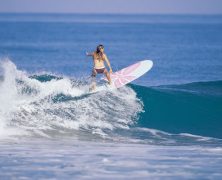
[141, 60, 153, 70]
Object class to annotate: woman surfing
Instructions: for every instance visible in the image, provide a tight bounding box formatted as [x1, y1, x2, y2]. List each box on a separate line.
[86, 44, 113, 90]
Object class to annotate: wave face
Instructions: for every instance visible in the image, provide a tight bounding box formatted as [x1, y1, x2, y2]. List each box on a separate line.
[0, 60, 143, 139]
[132, 81, 222, 139]
[0, 59, 221, 143]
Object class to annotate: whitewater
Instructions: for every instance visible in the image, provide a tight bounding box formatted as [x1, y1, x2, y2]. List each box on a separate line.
[0, 59, 143, 139]
[0, 59, 222, 179]
[1, 59, 221, 141]
[1, 13, 222, 179]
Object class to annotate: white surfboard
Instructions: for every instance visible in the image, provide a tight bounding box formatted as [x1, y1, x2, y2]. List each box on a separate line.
[89, 60, 153, 93]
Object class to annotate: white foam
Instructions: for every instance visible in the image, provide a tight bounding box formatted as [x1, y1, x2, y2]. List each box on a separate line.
[179, 133, 213, 141]
[0, 59, 143, 139]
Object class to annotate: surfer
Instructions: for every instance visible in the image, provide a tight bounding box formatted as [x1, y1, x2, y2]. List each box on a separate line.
[86, 44, 113, 90]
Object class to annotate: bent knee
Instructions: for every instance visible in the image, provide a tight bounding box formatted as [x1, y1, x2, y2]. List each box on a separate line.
[104, 69, 108, 74]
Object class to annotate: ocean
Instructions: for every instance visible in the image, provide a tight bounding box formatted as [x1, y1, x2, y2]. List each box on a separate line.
[0, 13, 222, 179]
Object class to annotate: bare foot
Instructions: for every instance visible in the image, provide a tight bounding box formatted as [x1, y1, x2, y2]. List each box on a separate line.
[89, 82, 96, 91]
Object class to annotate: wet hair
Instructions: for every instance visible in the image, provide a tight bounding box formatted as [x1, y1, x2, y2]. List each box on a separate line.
[96, 44, 104, 53]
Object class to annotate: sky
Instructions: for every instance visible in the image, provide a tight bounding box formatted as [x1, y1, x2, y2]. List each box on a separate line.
[0, 0, 222, 14]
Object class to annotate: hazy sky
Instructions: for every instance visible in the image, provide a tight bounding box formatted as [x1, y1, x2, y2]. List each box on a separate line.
[0, 0, 222, 14]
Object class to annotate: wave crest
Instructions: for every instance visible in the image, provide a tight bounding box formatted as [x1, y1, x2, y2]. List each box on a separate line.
[0, 59, 143, 138]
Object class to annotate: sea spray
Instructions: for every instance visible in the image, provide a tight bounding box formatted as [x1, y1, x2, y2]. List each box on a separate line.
[0, 59, 30, 137]
[0, 59, 143, 138]
[2, 59, 220, 143]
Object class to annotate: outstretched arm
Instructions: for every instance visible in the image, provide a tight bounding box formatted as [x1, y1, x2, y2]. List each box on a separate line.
[104, 54, 112, 73]
[86, 52, 94, 56]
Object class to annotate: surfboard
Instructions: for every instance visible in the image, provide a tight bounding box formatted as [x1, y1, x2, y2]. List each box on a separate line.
[89, 60, 153, 93]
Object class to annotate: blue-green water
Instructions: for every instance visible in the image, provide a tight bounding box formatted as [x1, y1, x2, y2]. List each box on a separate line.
[133, 81, 222, 139]
[0, 13, 222, 179]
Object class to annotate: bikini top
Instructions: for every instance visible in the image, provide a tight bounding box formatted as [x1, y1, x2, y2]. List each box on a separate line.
[94, 53, 105, 61]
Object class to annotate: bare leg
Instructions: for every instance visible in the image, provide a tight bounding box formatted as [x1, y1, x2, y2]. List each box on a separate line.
[90, 69, 97, 91]
[104, 69, 111, 85]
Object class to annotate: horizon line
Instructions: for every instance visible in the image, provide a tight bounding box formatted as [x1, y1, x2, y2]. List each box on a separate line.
[0, 12, 222, 16]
